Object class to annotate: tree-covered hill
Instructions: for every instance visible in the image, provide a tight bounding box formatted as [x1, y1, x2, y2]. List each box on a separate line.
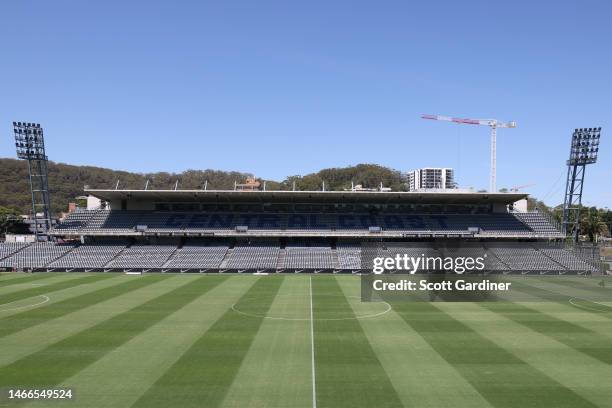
[0, 159, 406, 215]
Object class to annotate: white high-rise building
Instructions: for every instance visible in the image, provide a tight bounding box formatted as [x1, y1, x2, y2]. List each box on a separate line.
[407, 168, 456, 191]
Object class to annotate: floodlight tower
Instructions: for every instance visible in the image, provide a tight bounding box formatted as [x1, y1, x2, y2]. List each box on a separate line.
[562, 127, 602, 242]
[12, 122, 52, 240]
[421, 114, 517, 192]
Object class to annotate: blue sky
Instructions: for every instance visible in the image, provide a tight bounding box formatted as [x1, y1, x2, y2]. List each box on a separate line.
[0, 0, 610, 208]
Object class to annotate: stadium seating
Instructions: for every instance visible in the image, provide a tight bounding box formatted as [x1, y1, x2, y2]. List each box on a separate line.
[52, 209, 99, 232]
[487, 245, 564, 271]
[223, 245, 279, 269]
[84, 211, 144, 233]
[0, 240, 594, 273]
[0, 242, 75, 268]
[336, 244, 362, 269]
[437, 246, 509, 271]
[284, 246, 336, 269]
[105, 245, 176, 269]
[513, 212, 563, 235]
[48, 244, 127, 269]
[539, 248, 598, 272]
[50, 210, 563, 237]
[164, 245, 228, 269]
[0, 242, 31, 260]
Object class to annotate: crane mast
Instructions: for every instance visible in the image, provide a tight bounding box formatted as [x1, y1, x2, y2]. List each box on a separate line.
[421, 114, 516, 192]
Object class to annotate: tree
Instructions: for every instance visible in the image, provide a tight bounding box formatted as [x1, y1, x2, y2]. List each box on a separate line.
[0, 206, 28, 237]
[278, 164, 407, 192]
[580, 208, 609, 242]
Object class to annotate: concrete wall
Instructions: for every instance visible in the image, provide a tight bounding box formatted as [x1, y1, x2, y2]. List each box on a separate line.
[104, 199, 155, 211]
[87, 195, 102, 210]
[513, 199, 528, 212]
[4, 234, 36, 243]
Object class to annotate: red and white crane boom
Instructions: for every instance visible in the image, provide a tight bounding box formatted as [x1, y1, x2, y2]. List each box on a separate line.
[421, 114, 517, 192]
[510, 183, 535, 192]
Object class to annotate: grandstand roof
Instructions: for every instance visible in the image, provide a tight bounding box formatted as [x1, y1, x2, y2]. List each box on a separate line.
[84, 189, 527, 205]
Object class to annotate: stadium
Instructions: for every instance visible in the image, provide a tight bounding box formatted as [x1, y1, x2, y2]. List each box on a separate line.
[1, 161, 610, 407]
[0, 186, 602, 273]
[2, 2, 611, 406]
[0, 125, 609, 407]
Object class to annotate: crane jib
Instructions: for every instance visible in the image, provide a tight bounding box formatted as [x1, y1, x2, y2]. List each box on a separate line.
[421, 113, 517, 193]
[452, 118, 480, 125]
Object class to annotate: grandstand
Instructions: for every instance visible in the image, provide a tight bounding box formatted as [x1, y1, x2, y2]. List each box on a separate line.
[50, 209, 558, 237]
[0, 189, 599, 273]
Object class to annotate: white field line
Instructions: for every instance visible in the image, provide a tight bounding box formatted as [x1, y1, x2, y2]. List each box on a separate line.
[568, 297, 611, 312]
[0, 295, 50, 312]
[310, 276, 317, 408]
[231, 295, 391, 321]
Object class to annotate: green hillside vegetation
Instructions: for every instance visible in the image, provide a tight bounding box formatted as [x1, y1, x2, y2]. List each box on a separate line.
[0, 159, 405, 215]
[2, 158, 608, 239]
[282, 164, 406, 192]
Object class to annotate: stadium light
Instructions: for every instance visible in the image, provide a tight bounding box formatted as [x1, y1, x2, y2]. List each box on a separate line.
[13, 122, 48, 161]
[562, 127, 602, 242]
[12, 121, 52, 240]
[567, 127, 601, 165]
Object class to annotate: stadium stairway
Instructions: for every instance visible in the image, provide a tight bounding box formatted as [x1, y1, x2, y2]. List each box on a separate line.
[536, 245, 599, 273]
[536, 248, 569, 271]
[45, 245, 78, 268]
[219, 248, 233, 269]
[480, 243, 511, 270]
[0, 243, 32, 261]
[101, 244, 130, 269]
[161, 246, 181, 269]
[276, 248, 286, 269]
[331, 249, 340, 270]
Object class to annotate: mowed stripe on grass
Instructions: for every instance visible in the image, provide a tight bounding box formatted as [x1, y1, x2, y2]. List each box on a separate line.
[132, 276, 284, 408]
[335, 276, 492, 408]
[0, 273, 112, 304]
[512, 278, 612, 316]
[0, 276, 73, 301]
[392, 301, 597, 408]
[0, 275, 226, 389]
[312, 276, 403, 408]
[0, 275, 163, 338]
[0, 272, 31, 281]
[480, 298, 612, 365]
[0, 274, 127, 320]
[47, 276, 259, 408]
[437, 302, 612, 408]
[543, 276, 612, 293]
[508, 278, 606, 305]
[0, 275, 183, 368]
[220, 276, 313, 408]
[0, 273, 57, 287]
[511, 300, 612, 339]
[0, 274, 96, 296]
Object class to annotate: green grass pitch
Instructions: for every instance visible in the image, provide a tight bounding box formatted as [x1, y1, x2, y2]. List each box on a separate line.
[0, 272, 611, 408]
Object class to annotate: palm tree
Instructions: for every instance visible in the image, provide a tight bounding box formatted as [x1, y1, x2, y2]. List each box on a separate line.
[580, 209, 609, 242]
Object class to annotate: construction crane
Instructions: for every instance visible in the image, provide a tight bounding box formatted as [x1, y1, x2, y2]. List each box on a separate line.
[421, 114, 517, 192]
[510, 183, 536, 192]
